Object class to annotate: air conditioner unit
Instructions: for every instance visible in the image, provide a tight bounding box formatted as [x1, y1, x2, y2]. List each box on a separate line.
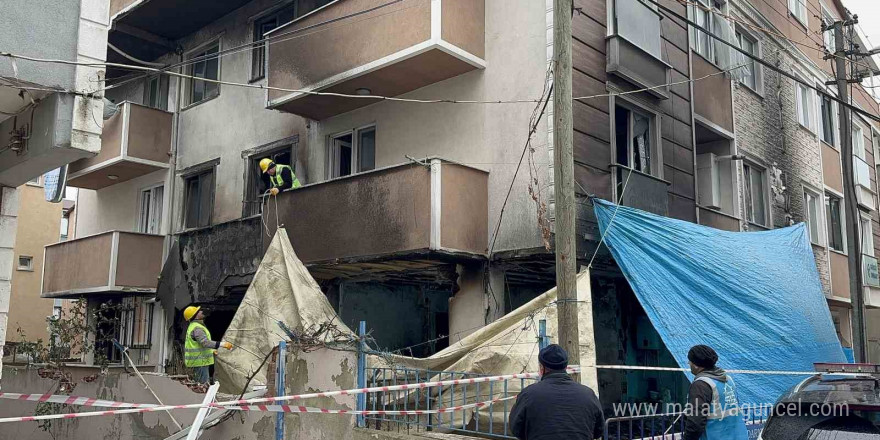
[697, 153, 721, 210]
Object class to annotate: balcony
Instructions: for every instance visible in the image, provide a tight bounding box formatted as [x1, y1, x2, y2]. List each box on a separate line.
[266, 0, 485, 120]
[67, 102, 171, 190]
[42, 231, 164, 298]
[611, 165, 671, 216]
[264, 159, 488, 272]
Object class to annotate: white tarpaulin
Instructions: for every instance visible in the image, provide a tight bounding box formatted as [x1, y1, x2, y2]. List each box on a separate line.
[214, 230, 353, 394]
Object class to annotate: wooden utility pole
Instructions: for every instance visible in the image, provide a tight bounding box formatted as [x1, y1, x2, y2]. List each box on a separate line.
[552, 0, 580, 376]
[832, 18, 867, 362]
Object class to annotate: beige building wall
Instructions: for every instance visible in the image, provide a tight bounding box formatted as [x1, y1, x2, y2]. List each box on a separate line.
[8, 181, 62, 342]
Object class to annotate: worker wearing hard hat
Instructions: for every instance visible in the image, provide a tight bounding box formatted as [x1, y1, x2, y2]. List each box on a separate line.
[259, 158, 301, 196]
[183, 305, 233, 384]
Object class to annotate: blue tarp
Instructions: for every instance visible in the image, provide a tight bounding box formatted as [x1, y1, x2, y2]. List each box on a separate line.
[593, 199, 846, 406]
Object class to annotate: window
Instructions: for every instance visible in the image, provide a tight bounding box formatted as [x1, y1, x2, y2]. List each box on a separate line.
[183, 170, 214, 229]
[804, 188, 823, 245]
[117, 296, 154, 349]
[795, 82, 815, 131]
[327, 126, 377, 179]
[743, 162, 768, 226]
[860, 214, 874, 257]
[138, 185, 164, 234]
[52, 299, 63, 320]
[244, 143, 295, 217]
[60, 216, 69, 241]
[822, 6, 836, 51]
[614, 104, 657, 176]
[826, 193, 845, 252]
[186, 41, 220, 106]
[251, 3, 298, 81]
[789, 0, 808, 27]
[693, 0, 714, 61]
[26, 175, 42, 186]
[17, 256, 33, 271]
[853, 123, 865, 159]
[144, 75, 169, 110]
[736, 30, 758, 91]
[819, 94, 836, 145]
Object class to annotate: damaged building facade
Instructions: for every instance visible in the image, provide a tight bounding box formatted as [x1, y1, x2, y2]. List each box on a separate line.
[41, 0, 880, 416]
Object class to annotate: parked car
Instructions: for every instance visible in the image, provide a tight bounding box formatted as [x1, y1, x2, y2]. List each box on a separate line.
[759, 373, 880, 439]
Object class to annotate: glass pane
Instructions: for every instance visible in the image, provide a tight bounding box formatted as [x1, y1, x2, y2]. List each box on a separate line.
[339, 144, 352, 177]
[185, 178, 200, 229]
[632, 112, 651, 174]
[806, 193, 820, 243]
[357, 128, 376, 172]
[152, 186, 164, 234]
[744, 166, 754, 222]
[800, 86, 810, 126]
[198, 172, 213, 227]
[615, 107, 630, 167]
[861, 217, 873, 254]
[140, 191, 151, 233]
[751, 168, 765, 225]
[826, 196, 844, 252]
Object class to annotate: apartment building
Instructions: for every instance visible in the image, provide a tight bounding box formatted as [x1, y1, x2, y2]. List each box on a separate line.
[50, 0, 879, 406]
[0, 0, 109, 377]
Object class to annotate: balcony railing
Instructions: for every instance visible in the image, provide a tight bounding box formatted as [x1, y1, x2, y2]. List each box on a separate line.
[264, 159, 488, 264]
[42, 231, 165, 298]
[266, 0, 485, 120]
[67, 102, 171, 190]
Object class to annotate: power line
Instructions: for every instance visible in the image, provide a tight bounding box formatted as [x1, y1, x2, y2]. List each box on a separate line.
[642, 0, 880, 123]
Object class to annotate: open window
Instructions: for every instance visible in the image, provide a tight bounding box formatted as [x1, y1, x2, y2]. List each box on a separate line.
[691, 0, 715, 61]
[138, 185, 164, 234]
[243, 141, 296, 217]
[742, 161, 769, 227]
[825, 192, 845, 253]
[183, 169, 214, 229]
[695, 122, 737, 217]
[327, 126, 376, 179]
[795, 81, 816, 132]
[803, 185, 825, 246]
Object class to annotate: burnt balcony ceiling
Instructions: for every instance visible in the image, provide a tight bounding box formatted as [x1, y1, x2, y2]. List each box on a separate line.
[106, 0, 254, 76]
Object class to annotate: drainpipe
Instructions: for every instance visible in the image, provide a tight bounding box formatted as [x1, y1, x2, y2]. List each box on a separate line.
[158, 53, 184, 373]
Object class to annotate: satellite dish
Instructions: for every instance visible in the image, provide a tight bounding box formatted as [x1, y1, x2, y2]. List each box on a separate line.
[44, 165, 67, 203]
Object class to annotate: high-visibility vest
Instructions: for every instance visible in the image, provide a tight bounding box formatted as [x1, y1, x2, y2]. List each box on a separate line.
[185, 321, 215, 368]
[696, 376, 749, 440]
[270, 164, 301, 189]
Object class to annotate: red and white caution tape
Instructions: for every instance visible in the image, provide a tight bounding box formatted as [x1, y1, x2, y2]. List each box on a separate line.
[0, 392, 158, 408]
[226, 395, 516, 415]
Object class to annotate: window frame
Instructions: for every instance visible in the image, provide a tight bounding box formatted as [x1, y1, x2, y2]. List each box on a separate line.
[821, 4, 837, 52]
[184, 39, 222, 108]
[742, 160, 770, 227]
[734, 27, 762, 94]
[117, 296, 154, 349]
[803, 185, 825, 246]
[818, 93, 838, 147]
[326, 124, 377, 180]
[243, 139, 297, 217]
[853, 122, 865, 160]
[691, 0, 715, 62]
[137, 183, 164, 235]
[17, 255, 33, 271]
[143, 74, 169, 111]
[795, 80, 816, 133]
[181, 165, 216, 231]
[250, 2, 298, 82]
[860, 212, 874, 258]
[26, 175, 43, 187]
[789, 0, 809, 28]
[825, 191, 847, 254]
[611, 97, 663, 179]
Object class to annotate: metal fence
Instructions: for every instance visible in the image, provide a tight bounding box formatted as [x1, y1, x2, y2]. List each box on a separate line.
[603, 409, 766, 440]
[363, 366, 536, 439]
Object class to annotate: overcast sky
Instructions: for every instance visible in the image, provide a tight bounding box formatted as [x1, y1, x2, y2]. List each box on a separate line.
[843, 0, 880, 100]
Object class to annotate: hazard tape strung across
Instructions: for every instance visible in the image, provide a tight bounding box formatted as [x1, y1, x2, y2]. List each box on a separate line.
[593, 365, 851, 376]
[225, 396, 516, 415]
[0, 392, 158, 408]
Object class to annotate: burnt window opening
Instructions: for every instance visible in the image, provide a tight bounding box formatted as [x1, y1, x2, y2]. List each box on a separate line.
[183, 169, 214, 229]
[244, 144, 295, 217]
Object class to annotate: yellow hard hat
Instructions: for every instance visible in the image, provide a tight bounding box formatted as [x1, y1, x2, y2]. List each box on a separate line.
[259, 158, 275, 173]
[183, 305, 201, 322]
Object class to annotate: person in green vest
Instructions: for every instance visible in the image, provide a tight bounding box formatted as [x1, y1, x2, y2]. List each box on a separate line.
[260, 158, 302, 196]
[183, 305, 233, 384]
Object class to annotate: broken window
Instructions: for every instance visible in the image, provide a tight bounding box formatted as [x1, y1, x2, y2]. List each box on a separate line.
[186, 41, 220, 106]
[138, 185, 164, 234]
[743, 162, 768, 227]
[328, 126, 376, 179]
[184, 170, 214, 229]
[826, 193, 845, 252]
[244, 144, 294, 217]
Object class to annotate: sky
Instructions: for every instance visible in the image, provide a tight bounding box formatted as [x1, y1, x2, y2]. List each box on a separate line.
[843, 0, 880, 100]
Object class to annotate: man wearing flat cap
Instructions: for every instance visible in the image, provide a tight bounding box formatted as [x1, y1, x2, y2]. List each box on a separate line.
[509, 344, 604, 439]
[684, 344, 748, 440]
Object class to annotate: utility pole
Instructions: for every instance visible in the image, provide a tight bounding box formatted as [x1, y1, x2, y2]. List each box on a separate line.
[831, 17, 867, 362]
[552, 0, 580, 377]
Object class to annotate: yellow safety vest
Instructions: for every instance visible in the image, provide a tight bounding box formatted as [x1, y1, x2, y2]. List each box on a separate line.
[185, 321, 215, 368]
[270, 164, 302, 189]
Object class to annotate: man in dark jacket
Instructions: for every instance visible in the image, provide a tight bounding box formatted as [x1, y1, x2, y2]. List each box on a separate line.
[508, 344, 605, 439]
[683, 345, 748, 440]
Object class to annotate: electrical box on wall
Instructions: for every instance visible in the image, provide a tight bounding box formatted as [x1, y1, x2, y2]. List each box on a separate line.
[696, 153, 721, 210]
